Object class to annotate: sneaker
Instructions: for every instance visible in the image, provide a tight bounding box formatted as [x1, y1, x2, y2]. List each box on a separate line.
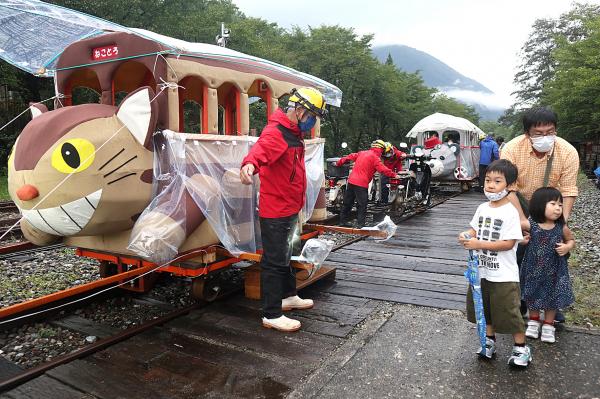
[555, 311, 566, 323]
[281, 295, 314, 311]
[476, 337, 496, 359]
[262, 315, 301, 332]
[525, 319, 541, 339]
[541, 324, 556, 343]
[508, 345, 532, 368]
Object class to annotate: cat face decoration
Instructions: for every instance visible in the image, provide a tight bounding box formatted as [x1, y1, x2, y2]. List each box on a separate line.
[8, 87, 158, 245]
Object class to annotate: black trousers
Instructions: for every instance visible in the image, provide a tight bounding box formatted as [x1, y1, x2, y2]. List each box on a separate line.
[380, 175, 390, 203]
[260, 215, 298, 319]
[479, 164, 488, 189]
[340, 183, 368, 227]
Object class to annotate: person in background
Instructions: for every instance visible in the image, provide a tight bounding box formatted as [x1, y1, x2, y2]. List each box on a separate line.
[479, 133, 500, 192]
[240, 87, 326, 333]
[501, 107, 579, 323]
[496, 136, 506, 155]
[336, 140, 398, 228]
[458, 159, 531, 368]
[424, 132, 442, 149]
[381, 142, 407, 204]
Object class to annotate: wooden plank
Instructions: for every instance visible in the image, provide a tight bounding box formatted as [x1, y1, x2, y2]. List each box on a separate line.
[331, 262, 465, 285]
[50, 315, 120, 338]
[327, 280, 464, 303]
[2, 375, 94, 399]
[166, 307, 341, 364]
[0, 356, 22, 381]
[47, 359, 168, 399]
[325, 282, 465, 310]
[336, 270, 466, 295]
[96, 332, 296, 397]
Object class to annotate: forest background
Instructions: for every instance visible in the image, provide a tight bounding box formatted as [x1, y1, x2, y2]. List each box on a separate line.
[1, 0, 600, 170]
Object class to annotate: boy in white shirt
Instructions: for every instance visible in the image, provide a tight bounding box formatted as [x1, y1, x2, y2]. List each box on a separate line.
[459, 159, 531, 368]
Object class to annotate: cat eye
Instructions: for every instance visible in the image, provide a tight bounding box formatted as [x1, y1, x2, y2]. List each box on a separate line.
[51, 138, 96, 174]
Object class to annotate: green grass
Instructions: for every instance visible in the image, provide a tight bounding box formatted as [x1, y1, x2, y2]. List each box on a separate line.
[0, 175, 9, 200]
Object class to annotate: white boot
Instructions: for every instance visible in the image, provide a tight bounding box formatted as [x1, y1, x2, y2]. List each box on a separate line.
[282, 295, 314, 311]
[262, 315, 301, 332]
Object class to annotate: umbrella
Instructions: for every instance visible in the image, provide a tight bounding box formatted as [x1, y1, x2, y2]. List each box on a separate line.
[406, 112, 484, 138]
[463, 233, 487, 350]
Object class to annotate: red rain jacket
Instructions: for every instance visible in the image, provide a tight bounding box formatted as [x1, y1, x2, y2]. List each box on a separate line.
[424, 136, 442, 149]
[242, 109, 306, 218]
[384, 147, 407, 171]
[336, 148, 396, 188]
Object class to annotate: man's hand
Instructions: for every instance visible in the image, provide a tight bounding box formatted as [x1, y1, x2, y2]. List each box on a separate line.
[240, 163, 255, 185]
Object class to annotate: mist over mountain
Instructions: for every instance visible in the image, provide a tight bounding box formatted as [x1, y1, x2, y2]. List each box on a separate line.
[372, 45, 506, 121]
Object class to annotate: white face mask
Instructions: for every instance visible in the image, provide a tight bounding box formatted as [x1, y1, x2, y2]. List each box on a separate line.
[484, 189, 509, 202]
[531, 135, 555, 153]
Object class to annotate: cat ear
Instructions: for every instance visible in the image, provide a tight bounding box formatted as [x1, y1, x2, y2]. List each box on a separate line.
[116, 87, 158, 148]
[29, 103, 48, 119]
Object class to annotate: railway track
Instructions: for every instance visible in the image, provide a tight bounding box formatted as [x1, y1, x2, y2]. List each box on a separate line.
[0, 189, 462, 393]
[0, 201, 18, 214]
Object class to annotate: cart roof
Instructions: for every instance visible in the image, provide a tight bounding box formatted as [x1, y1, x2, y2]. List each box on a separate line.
[0, 0, 342, 106]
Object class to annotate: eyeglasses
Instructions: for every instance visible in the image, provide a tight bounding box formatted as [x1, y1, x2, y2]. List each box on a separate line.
[529, 129, 556, 138]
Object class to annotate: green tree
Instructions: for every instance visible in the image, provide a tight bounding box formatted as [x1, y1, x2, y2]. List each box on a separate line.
[430, 94, 480, 125]
[512, 2, 600, 107]
[543, 17, 600, 140]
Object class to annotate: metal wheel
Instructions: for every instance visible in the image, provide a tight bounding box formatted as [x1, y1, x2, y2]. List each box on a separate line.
[461, 182, 471, 192]
[192, 277, 221, 302]
[99, 261, 118, 278]
[391, 191, 406, 216]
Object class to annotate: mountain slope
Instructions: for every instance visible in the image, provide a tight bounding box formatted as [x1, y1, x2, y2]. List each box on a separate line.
[372, 45, 493, 93]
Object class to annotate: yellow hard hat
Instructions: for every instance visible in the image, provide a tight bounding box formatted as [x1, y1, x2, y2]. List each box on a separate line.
[371, 139, 387, 150]
[383, 141, 394, 157]
[289, 87, 327, 118]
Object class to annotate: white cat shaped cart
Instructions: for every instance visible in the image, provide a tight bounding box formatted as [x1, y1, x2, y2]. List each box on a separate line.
[406, 112, 483, 191]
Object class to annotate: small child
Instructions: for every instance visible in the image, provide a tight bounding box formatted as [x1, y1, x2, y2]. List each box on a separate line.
[521, 187, 575, 343]
[458, 159, 531, 368]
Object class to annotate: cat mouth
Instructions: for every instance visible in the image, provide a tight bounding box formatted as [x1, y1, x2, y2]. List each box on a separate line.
[20, 189, 102, 236]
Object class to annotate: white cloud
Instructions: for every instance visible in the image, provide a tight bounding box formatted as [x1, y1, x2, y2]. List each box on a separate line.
[233, 0, 600, 100]
[442, 89, 512, 110]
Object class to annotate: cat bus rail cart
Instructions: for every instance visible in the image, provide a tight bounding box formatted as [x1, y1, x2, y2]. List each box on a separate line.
[406, 112, 483, 192]
[7, 26, 348, 301]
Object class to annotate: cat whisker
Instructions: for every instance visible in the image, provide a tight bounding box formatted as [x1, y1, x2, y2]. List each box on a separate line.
[103, 155, 137, 178]
[98, 148, 125, 171]
[107, 173, 136, 185]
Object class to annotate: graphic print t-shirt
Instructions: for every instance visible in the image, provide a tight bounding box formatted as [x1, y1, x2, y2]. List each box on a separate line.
[469, 202, 523, 282]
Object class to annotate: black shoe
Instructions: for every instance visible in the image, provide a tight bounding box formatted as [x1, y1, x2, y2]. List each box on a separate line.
[555, 311, 566, 323]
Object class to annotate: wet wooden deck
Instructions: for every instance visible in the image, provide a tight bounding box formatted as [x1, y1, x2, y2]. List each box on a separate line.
[1, 192, 483, 398]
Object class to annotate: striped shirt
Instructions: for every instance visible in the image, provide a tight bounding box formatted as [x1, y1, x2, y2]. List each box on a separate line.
[500, 134, 579, 200]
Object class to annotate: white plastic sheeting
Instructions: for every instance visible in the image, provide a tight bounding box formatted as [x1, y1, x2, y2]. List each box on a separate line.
[0, 1, 343, 107]
[128, 131, 326, 264]
[0, 0, 128, 75]
[406, 112, 485, 138]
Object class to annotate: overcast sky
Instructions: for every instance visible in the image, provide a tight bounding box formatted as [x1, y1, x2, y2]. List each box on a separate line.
[233, 0, 600, 108]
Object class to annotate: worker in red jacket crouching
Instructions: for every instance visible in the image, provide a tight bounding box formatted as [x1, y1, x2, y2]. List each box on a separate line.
[336, 140, 398, 228]
[381, 143, 408, 203]
[240, 87, 326, 333]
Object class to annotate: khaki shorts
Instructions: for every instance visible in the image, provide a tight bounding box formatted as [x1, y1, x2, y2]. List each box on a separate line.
[466, 279, 525, 335]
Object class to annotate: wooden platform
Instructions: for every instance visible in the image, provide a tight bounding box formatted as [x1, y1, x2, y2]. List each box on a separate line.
[1, 192, 483, 398]
[322, 191, 484, 310]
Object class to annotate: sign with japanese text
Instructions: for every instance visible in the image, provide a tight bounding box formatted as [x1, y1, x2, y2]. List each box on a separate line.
[92, 45, 119, 61]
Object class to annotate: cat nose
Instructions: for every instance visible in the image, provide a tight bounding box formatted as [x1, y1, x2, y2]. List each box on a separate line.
[16, 184, 39, 201]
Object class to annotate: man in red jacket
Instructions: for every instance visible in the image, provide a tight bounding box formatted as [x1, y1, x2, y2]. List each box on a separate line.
[336, 140, 398, 228]
[424, 132, 442, 149]
[240, 87, 326, 332]
[381, 143, 407, 203]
